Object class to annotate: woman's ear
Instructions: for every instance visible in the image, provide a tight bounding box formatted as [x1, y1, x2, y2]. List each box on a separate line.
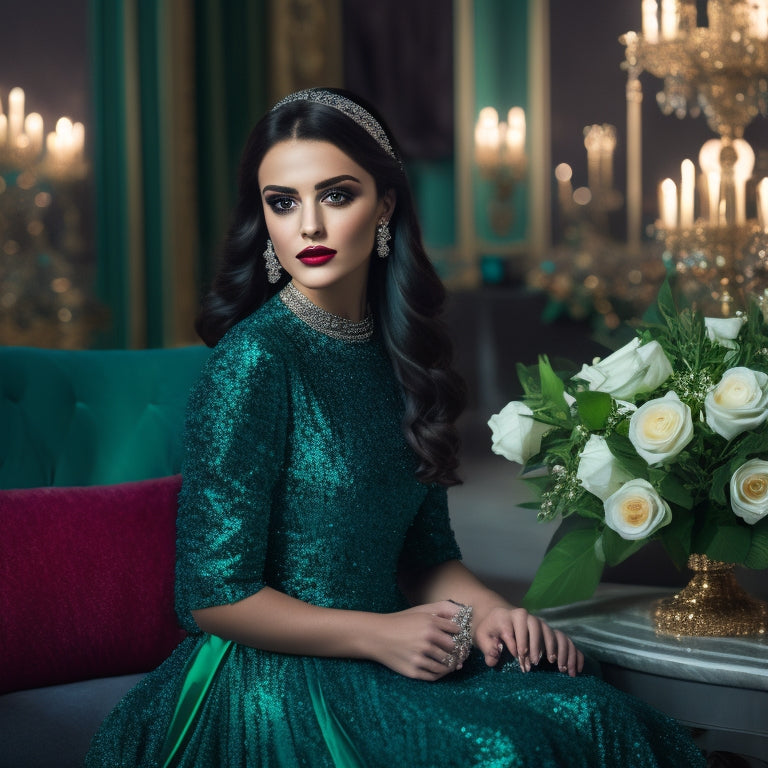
[379, 189, 396, 222]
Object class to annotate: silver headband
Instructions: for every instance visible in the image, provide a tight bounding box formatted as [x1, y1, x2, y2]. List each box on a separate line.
[272, 89, 398, 161]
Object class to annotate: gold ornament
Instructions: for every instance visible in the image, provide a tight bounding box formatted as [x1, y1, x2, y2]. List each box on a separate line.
[654, 554, 768, 637]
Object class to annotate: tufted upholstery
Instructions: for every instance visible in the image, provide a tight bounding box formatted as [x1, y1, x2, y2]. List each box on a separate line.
[0, 345, 211, 489]
[0, 344, 212, 768]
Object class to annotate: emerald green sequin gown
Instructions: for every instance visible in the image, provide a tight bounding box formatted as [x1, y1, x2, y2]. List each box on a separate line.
[85, 293, 704, 767]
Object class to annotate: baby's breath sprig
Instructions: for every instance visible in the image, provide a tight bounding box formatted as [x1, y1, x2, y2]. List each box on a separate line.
[537, 463, 586, 522]
[668, 369, 715, 411]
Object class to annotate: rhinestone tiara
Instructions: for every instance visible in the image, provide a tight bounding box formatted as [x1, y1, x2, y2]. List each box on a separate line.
[272, 88, 398, 161]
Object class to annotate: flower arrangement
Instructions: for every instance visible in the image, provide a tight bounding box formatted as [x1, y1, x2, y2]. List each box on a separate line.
[489, 281, 768, 611]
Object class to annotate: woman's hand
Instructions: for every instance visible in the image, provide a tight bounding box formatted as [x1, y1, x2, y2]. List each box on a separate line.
[473, 606, 584, 677]
[370, 601, 468, 681]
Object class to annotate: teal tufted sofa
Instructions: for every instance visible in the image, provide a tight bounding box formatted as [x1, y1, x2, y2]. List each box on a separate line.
[0, 345, 211, 489]
[0, 345, 211, 768]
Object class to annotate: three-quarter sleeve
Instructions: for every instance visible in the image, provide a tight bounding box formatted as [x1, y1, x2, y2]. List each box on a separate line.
[174, 335, 288, 630]
[398, 484, 462, 573]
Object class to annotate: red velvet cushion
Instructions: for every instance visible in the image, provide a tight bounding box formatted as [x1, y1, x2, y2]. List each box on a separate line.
[0, 475, 186, 693]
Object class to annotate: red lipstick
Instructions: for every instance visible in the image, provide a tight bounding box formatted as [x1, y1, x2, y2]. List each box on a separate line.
[297, 245, 337, 266]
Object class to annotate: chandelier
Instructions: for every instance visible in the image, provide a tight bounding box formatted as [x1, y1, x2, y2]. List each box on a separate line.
[621, 0, 768, 315]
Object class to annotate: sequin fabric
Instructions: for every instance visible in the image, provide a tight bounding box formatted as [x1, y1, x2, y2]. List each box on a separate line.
[85, 294, 705, 767]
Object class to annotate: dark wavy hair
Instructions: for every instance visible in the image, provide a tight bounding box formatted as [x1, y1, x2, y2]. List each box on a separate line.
[196, 88, 466, 486]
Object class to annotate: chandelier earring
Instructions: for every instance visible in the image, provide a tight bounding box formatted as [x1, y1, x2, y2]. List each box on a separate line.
[263, 239, 282, 284]
[376, 220, 391, 259]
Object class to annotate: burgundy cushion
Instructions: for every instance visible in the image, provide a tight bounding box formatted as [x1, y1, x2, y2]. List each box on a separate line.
[0, 475, 186, 693]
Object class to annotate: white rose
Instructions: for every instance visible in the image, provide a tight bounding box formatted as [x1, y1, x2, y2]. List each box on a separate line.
[604, 478, 672, 541]
[574, 338, 673, 400]
[730, 458, 768, 524]
[576, 434, 634, 501]
[704, 316, 745, 350]
[488, 401, 550, 465]
[628, 391, 694, 466]
[705, 367, 768, 441]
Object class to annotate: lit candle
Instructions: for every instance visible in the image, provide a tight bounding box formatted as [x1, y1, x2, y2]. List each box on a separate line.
[475, 107, 501, 172]
[708, 173, 721, 225]
[8, 87, 24, 147]
[47, 117, 73, 165]
[680, 159, 695, 228]
[584, 125, 602, 196]
[626, 68, 643, 251]
[554, 163, 573, 216]
[72, 121, 85, 160]
[699, 139, 722, 226]
[748, 0, 768, 39]
[642, 0, 659, 42]
[600, 124, 617, 192]
[733, 138, 755, 226]
[24, 112, 43, 157]
[660, 177, 678, 229]
[758, 178, 768, 231]
[661, 0, 678, 39]
[505, 106, 525, 167]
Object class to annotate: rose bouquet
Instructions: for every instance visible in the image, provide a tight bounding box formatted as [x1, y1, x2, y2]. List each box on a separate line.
[489, 281, 768, 610]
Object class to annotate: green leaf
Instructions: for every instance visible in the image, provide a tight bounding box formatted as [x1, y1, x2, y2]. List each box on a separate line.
[744, 519, 768, 569]
[656, 278, 678, 321]
[605, 433, 648, 479]
[659, 510, 695, 569]
[516, 362, 541, 399]
[522, 527, 604, 610]
[575, 390, 613, 431]
[654, 471, 694, 510]
[696, 523, 752, 564]
[731, 428, 768, 461]
[538, 355, 564, 398]
[521, 473, 552, 495]
[600, 527, 646, 566]
[709, 460, 735, 506]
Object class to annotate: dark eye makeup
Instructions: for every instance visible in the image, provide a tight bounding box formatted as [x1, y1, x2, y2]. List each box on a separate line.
[264, 186, 357, 215]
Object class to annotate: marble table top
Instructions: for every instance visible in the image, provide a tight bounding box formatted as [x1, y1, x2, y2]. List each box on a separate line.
[539, 586, 768, 691]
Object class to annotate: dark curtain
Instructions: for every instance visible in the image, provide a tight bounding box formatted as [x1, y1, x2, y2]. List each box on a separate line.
[341, 0, 454, 160]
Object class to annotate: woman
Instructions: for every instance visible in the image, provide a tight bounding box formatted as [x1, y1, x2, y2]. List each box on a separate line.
[86, 88, 704, 767]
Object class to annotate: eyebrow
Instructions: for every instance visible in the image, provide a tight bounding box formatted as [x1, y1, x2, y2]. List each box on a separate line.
[262, 174, 362, 195]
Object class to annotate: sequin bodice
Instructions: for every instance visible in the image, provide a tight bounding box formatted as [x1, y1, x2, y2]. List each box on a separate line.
[174, 293, 458, 629]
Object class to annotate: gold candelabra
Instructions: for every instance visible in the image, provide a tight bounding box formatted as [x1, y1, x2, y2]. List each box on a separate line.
[621, 0, 768, 315]
[0, 86, 101, 348]
[474, 106, 527, 236]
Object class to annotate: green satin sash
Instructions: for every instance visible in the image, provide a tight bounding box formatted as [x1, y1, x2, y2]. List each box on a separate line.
[159, 634, 233, 768]
[307, 670, 367, 768]
[158, 635, 364, 767]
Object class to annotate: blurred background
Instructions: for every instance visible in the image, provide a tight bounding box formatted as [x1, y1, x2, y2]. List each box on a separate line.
[2, 0, 768, 593]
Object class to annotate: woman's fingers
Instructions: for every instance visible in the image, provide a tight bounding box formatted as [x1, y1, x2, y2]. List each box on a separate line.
[476, 608, 583, 677]
[389, 602, 472, 679]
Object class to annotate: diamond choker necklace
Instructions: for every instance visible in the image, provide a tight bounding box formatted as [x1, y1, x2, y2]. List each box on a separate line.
[279, 282, 374, 343]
